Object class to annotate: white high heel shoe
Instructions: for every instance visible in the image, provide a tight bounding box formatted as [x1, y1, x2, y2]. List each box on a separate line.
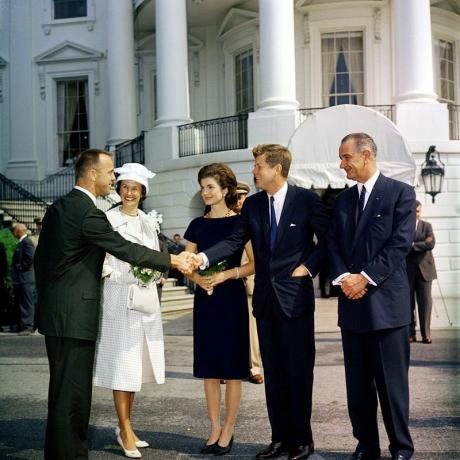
[116, 432, 142, 458]
[116, 427, 150, 449]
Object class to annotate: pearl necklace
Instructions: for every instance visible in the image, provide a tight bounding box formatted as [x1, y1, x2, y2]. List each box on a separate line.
[206, 208, 234, 219]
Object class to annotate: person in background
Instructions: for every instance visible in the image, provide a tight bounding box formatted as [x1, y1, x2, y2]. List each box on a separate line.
[235, 180, 263, 385]
[184, 163, 254, 456]
[0, 241, 8, 332]
[12, 223, 36, 336]
[406, 200, 437, 344]
[29, 217, 43, 247]
[169, 234, 186, 286]
[157, 232, 170, 301]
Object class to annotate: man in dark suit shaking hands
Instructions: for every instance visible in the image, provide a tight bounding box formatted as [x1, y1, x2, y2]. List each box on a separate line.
[194, 144, 329, 460]
[328, 133, 415, 460]
[35, 149, 193, 460]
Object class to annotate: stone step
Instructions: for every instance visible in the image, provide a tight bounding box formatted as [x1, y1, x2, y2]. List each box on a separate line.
[160, 293, 194, 312]
[161, 286, 189, 298]
[164, 278, 178, 288]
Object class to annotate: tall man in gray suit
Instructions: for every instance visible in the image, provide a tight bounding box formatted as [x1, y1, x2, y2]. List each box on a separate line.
[328, 133, 415, 460]
[35, 149, 192, 459]
[406, 200, 437, 344]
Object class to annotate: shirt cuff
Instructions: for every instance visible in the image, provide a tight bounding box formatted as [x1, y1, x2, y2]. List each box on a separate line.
[332, 272, 350, 286]
[361, 271, 377, 286]
[198, 252, 209, 270]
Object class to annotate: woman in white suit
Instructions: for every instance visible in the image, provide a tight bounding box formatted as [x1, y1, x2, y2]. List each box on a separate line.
[94, 163, 165, 459]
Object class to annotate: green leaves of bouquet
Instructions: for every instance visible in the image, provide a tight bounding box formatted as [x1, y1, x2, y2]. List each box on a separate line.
[130, 265, 162, 285]
[198, 260, 227, 295]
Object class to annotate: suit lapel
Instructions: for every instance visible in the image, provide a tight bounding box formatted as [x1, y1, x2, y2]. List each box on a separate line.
[351, 174, 387, 253]
[274, 185, 296, 251]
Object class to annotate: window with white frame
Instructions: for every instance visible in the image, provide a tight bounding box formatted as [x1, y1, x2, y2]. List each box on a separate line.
[322, 31, 364, 107]
[439, 40, 455, 103]
[53, 0, 87, 20]
[235, 49, 254, 114]
[57, 78, 89, 166]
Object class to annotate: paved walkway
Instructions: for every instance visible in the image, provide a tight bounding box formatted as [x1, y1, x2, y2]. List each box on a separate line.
[0, 299, 459, 459]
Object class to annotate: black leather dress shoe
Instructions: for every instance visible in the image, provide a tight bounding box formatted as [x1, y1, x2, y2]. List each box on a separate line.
[392, 455, 410, 460]
[213, 436, 233, 456]
[288, 443, 314, 460]
[349, 452, 381, 460]
[256, 442, 288, 459]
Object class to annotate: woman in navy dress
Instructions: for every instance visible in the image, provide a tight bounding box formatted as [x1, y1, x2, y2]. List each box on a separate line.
[184, 163, 254, 455]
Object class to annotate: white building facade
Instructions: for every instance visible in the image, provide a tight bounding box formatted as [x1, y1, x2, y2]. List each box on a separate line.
[0, 0, 459, 298]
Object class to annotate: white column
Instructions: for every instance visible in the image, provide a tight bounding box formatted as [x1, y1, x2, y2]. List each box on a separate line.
[258, 0, 298, 110]
[106, 0, 137, 145]
[391, 0, 449, 141]
[392, 0, 437, 102]
[155, 0, 191, 127]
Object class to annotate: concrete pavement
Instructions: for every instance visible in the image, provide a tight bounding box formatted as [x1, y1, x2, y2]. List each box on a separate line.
[0, 299, 459, 459]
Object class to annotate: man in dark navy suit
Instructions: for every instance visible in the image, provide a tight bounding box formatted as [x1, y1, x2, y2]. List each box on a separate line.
[328, 133, 415, 460]
[195, 144, 329, 460]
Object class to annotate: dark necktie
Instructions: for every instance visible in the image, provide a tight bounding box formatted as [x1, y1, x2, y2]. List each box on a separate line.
[270, 196, 278, 250]
[357, 185, 366, 221]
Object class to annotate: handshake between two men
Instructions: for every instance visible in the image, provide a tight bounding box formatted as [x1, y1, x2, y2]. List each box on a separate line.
[169, 252, 204, 275]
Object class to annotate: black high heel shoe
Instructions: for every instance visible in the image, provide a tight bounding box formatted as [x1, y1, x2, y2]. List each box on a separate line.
[213, 436, 233, 456]
[199, 441, 218, 455]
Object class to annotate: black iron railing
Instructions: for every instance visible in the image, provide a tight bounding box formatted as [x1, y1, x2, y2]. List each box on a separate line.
[299, 105, 396, 122]
[0, 173, 49, 230]
[178, 114, 248, 157]
[115, 132, 145, 167]
[448, 104, 460, 140]
[17, 164, 75, 203]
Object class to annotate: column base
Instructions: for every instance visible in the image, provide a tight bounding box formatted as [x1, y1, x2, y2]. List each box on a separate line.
[144, 126, 179, 162]
[258, 97, 299, 111]
[395, 102, 449, 141]
[248, 109, 299, 148]
[154, 116, 192, 128]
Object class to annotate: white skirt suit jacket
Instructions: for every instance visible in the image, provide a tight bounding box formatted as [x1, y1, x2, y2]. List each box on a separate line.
[93, 207, 165, 391]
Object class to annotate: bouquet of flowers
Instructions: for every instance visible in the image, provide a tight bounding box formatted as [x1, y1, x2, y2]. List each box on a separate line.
[198, 260, 228, 295]
[147, 209, 163, 235]
[130, 265, 162, 286]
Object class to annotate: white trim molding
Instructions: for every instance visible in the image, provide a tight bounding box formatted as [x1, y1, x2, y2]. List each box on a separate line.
[34, 41, 104, 99]
[41, 0, 96, 35]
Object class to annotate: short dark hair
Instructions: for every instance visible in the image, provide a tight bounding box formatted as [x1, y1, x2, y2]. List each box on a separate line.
[198, 163, 238, 210]
[415, 200, 422, 208]
[115, 180, 147, 204]
[252, 144, 292, 178]
[74, 149, 112, 180]
[173, 234, 181, 238]
[340, 133, 377, 157]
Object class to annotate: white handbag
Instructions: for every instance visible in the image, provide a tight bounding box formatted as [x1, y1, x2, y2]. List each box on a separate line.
[127, 284, 158, 315]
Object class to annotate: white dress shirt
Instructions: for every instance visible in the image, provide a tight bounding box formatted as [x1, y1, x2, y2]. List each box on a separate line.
[268, 181, 288, 225]
[333, 170, 381, 287]
[74, 186, 97, 206]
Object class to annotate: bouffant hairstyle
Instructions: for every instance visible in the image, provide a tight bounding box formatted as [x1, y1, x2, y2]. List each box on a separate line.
[115, 180, 147, 204]
[197, 163, 238, 210]
[252, 144, 291, 178]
